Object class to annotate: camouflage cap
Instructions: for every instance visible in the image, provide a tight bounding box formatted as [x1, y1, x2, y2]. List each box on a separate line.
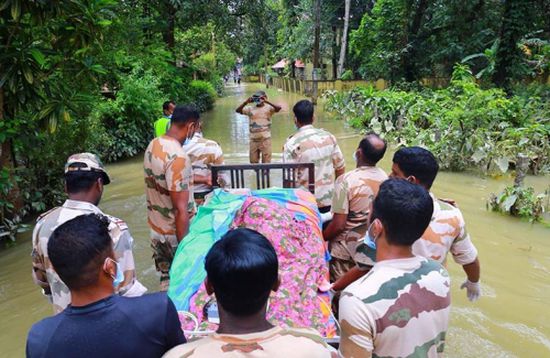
[64, 153, 111, 185]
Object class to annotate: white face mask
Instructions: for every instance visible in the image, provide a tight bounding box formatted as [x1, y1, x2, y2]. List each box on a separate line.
[353, 151, 358, 164]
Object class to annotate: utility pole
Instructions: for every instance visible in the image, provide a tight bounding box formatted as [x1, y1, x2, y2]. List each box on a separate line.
[312, 0, 321, 104]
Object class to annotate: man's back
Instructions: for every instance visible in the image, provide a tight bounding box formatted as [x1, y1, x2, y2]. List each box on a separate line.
[331, 166, 388, 239]
[31, 200, 136, 313]
[339, 256, 450, 358]
[27, 293, 185, 358]
[155, 116, 170, 137]
[144, 135, 194, 235]
[163, 326, 332, 358]
[413, 195, 478, 266]
[242, 105, 275, 140]
[183, 135, 225, 193]
[283, 125, 345, 208]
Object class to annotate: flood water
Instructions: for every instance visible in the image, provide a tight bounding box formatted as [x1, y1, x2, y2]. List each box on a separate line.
[1, 83, 549, 357]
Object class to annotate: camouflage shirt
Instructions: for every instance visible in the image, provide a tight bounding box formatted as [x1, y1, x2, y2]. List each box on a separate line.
[31, 200, 137, 313]
[283, 125, 345, 208]
[163, 326, 333, 358]
[412, 194, 478, 266]
[144, 136, 195, 235]
[354, 193, 478, 270]
[183, 133, 228, 193]
[339, 256, 450, 358]
[242, 104, 276, 140]
[331, 166, 388, 241]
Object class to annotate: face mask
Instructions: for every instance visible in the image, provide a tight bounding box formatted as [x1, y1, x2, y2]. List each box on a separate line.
[353, 151, 358, 164]
[363, 222, 378, 250]
[107, 258, 124, 288]
[183, 138, 191, 146]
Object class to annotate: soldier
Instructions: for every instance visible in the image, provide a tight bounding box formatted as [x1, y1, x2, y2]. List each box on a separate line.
[390, 146, 481, 301]
[323, 133, 388, 282]
[283, 99, 345, 213]
[236, 90, 282, 164]
[31, 153, 145, 314]
[154, 100, 175, 137]
[183, 121, 228, 206]
[144, 104, 198, 290]
[339, 179, 450, 358]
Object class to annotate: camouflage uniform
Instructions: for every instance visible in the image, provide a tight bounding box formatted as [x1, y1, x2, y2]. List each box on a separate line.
[283, 124, 345, 209]
[163, 326, 332, 358]
[242, 104, 277, 163]
[339, 256, 450, 358]
[329, 166, 388, 281]
[353, 193, 479, 271]
[31, 153, 142, 314]
[183, 133, 229, 206]
[144, 135, 195, 290]
[413, 194, 478, 265]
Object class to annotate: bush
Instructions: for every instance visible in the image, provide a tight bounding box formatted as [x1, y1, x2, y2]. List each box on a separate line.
[323, 65, 550, 174]
[91, 70, 162, 162]
[187, 80, 217, 112]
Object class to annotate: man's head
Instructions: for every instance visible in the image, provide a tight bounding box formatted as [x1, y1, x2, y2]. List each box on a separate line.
[252, 91, 267, 106]
[64, 153, 110, 205]
[163, 100, 176, 116]
[367, 178, 433, 249]
[293, 99, 314, 127]
[205, 228, 279, 317]
[356, 132, 387, 166]
[391, 146, 439, 190]
[48, 214, 118, 292]
[168, 105, 200, 143]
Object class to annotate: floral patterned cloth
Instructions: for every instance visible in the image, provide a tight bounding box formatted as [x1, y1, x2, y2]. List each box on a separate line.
[182, 193, 335, 337]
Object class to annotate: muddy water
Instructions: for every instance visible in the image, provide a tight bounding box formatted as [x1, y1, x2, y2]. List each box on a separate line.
[0, 83, 549, 357]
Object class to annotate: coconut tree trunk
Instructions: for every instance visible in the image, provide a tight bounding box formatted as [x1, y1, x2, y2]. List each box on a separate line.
[337, 0, 351, 78]
[312, 0, 321, 104]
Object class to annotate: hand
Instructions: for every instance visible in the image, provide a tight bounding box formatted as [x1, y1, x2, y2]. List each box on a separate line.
[247, 97, 253, 104]
[460, 279, 481, 302]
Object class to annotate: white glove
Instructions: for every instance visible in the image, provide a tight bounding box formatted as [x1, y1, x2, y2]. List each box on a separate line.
[460, 279, 481, 302]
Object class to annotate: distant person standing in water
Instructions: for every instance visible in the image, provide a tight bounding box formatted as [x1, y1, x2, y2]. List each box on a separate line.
[236, 90, 281, 163]
[154, 100, 175, 137]
[144, 105, 198, 290]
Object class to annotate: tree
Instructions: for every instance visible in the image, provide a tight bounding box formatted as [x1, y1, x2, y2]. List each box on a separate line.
[337, 0, 351, 78]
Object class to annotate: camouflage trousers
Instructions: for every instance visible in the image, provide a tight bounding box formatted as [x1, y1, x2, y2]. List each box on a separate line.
[250, 138, 272, 163]
[150, 230, 179, 291]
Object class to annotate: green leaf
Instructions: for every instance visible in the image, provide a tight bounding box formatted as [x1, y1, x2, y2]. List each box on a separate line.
[22, 66, 33, 84]
[0, 0, 11, 12]
[494, 157, 509, 173]
[471, 149, 487, 163]
[502, 194, 517, 212]
[30, 49, 46, 67]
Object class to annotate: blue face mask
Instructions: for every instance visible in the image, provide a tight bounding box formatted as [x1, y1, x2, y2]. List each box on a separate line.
[364, 222, 378, 250]
[107, 258, 124, 288]
[183, 138, 191, 146]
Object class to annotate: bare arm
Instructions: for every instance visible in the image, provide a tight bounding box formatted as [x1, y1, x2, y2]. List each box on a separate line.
[264, 99, 282, 112]
[236, 97, 252, 114]
[462, 257, 480, 282]
[322, 213, 347, 241]
[169, 190, 191, 242]
[332, 266, 368, 291]
[193, 174, 212, 186]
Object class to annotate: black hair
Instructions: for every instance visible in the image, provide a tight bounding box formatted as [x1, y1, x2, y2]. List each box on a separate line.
[48, 214, 112, 290]
[171, 104, 200, 125]
[293, 100, 314, 125]
[163, 100, 175, 111]
[359, 132, 387, 165]
[371, 178, 433, 247]
[64, 163, 104, 194]
[393, 146, 439, 189]
[205, 228, 278, 317]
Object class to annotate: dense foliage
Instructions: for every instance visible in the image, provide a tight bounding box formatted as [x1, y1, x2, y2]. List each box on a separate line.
[324, 65, 550, 175]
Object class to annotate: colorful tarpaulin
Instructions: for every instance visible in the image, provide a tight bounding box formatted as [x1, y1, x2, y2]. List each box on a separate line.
[168, 188, 335, 336]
